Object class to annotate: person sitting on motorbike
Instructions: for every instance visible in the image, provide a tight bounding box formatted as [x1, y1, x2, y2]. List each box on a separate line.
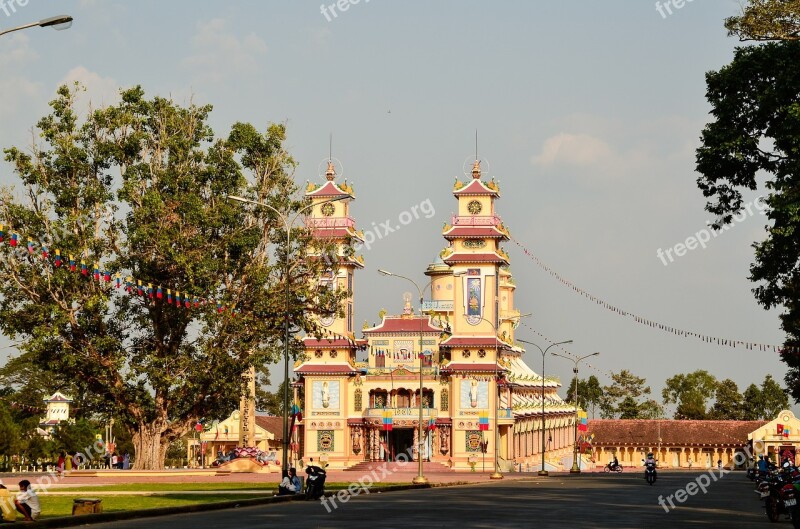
[644, 453, 657, 477]
[612, 455, 619, 469]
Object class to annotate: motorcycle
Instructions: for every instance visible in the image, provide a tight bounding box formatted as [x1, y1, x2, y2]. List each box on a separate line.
[757, 478, 796, 522]
[644, 461, 657, 485]
[305, 463, 327, 500]
[603, 462, 623, 473]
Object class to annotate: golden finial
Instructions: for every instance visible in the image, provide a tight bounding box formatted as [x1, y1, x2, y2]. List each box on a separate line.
[472, 160, 481, 179]
[325, 161, 336, 181]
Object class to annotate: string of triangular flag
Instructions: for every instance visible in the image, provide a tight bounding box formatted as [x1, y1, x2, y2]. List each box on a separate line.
[510, 236, 797, 354]
[0, 224, 242, 315]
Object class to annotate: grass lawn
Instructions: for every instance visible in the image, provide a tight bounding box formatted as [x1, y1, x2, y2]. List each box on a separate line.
[59, 482, 406, 492]
[37, 494, 265, 519]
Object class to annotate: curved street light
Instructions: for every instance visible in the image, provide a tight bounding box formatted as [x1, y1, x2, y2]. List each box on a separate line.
[517, 338, 572, 476]
[551, 351, 599, 474]
[0, 15, 73, 38]
[377, 269, 431, 485]
[227, 193, 347, 477]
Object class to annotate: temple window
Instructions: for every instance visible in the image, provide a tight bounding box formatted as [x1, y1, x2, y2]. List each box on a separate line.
[354, 389, 362, 412]
[441, 389, 449, 411]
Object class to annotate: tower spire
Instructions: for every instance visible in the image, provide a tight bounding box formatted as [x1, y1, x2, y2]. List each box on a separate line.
[326, 133, 336, 181]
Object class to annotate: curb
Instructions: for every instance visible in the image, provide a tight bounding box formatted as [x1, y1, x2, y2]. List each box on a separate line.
[26, 481, 471, 528]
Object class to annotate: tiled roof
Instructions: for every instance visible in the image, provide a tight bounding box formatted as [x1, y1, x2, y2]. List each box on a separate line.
[439, 336, 511, 349]
[302, 337, 360, 348]
[453, 180, 499, 197]
[442, 226, 508, 239]
[586, 419, 769, 447]
[294, 363, 358, 375]
[255, 415, 284, 440]
[363, 316, 443, 335]
[440, 362, 504, 373]
[442, 252, 508, 265]
[306, 181, 354, 198]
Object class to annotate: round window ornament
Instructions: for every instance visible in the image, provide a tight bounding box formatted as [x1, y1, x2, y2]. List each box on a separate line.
[321, 202, 335, 216]
[467, 200, 483, 215]
[320, 315, 335, 327]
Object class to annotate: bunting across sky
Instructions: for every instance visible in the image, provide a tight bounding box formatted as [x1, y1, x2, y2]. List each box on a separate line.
[510, 236, 795, 354]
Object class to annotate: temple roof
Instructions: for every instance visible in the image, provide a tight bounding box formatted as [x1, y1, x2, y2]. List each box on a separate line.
[442, 251, 509, 265]
[363, 316, 444, 335]
[43, 391, 72, 403]
[305, 180, 355, 198]
[442, 225, 509, 240]
[254, 415, 284, 440]
[452, 179, 500, 197]
[294, 363, 359, 375]
[586, 419, 768, 447]
[439, 362, 505, 373]
[439, 336, 512, 349]
[302, 337, 363, 348]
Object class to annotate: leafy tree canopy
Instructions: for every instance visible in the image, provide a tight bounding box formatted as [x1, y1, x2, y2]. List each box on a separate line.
[0, 85, 345, 469]
[726, 0, 800, 41]
[662, 370, 718, 419]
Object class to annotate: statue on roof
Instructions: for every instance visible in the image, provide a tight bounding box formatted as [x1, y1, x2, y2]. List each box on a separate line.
[472, 160, 481, 179]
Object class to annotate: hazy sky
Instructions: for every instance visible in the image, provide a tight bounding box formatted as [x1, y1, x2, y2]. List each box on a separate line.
[0, 0, 787, 412]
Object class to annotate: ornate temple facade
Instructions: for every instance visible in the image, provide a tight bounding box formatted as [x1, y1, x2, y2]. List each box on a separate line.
[293, 160, 576, 471]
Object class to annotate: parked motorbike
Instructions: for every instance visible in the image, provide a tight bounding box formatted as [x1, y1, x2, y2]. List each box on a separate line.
[305, 463, 327, 500]
[755, 462, 799, 523]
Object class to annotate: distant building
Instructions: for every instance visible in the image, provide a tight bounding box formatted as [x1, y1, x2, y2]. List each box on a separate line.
[292, 159, 576, 471]
[587, 418, 768, 468]
[38, 391, 74, 438]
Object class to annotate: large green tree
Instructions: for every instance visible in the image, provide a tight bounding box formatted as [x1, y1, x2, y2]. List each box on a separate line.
[709, 379, 745, 420]
[760, 374, 790, 416]
[695, 38, 800, 399]
[0, 85, 344, 468]
[662, 370, 718, 419]
[566, 376, 603, 419]
[599, 370, 660, 419]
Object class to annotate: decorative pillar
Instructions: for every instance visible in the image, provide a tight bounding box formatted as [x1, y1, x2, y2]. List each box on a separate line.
[413, 427, 420, 461]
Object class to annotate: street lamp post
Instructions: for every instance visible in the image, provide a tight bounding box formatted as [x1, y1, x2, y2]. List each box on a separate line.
[377, 269, 429, 485]
[227, 194, 346, 477]
[551, 351, 599, 474]
[517, 338, 572, 476]
[0, 15, 73, 38]
[460, 313, 530, 480]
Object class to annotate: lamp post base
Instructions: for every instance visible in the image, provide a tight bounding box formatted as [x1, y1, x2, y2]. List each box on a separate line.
[412, 475, 429, 485]
[569, 465, 581, 474]
[537, 470, 549, 476]
[489, 471, 504, 480]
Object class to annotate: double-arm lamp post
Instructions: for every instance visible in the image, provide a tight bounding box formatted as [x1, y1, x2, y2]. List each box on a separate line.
[0, 15, 73, 37]
[377, 269, 430, 485]
[227, 194, 346, 476]
[516, 338, 572, 476]
[551, 351, 599, 474]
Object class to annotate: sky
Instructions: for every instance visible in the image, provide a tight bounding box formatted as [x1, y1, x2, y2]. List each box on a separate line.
[0, 0, 788, 414]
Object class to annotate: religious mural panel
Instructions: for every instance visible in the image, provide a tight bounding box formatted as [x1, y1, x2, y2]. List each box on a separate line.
[465, 430, 483, 452]
[312, 380, 340, 410]
[317, 430, 334, 452]
[460, 378, 488, 409]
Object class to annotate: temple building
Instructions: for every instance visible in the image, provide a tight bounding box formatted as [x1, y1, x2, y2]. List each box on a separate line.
[292, 159, 577, 471]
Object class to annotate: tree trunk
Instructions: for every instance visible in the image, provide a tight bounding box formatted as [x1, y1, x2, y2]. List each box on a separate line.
[131, 420, 169, 470]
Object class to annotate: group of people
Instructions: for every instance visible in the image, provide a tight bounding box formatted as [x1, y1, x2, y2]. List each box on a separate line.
[278, 467, 302, 495]
[107, 452, 130, 470]
[0, 480, 41, 522]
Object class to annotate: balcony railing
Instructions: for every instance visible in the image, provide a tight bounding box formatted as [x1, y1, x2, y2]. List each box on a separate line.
[451, 214, 502, 227]
[364, 407, 438, 419]
[361, 366, 439, 376]
[306, 216, 357, 229]
[497, 408, 513, 419]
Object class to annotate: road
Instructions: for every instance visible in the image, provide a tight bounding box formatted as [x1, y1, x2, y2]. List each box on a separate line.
[90, 471, 774, 529]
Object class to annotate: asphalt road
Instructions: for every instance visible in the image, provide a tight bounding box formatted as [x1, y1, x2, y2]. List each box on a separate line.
[90, 471, 775, 529]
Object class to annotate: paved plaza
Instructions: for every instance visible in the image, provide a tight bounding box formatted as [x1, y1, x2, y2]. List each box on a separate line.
[83, 471, 770, 529]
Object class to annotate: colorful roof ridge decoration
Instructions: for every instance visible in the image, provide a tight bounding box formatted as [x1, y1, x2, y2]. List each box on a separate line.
[362, 315, 444, 335]
[440, 250, 509, 265]
[439, 336, 512, 349]
[452, 162, 500, 196]
[442, 224, 509, 240]
[294, 363, 359, 375]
